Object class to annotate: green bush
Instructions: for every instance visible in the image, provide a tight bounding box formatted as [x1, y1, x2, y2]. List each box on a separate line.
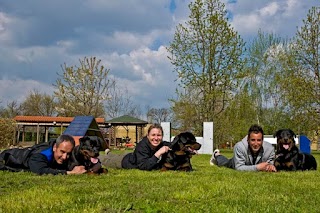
[0, 118, 16, 148]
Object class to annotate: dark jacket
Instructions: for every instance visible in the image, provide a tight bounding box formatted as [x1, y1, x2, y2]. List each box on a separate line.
[0, 141, 68, 175]
[121, 137, 170, 170]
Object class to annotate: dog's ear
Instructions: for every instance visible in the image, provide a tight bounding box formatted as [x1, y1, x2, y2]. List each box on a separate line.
[170, 135, 180, 149]
[289, 129, 296, 138]
[184, 132, 196, 142]
[273, 130, 282, 138]
[79, 136, 88, 148]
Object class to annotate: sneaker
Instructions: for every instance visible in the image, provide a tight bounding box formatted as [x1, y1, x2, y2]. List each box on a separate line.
[105, 148, 111, 155]
[209, 149, 220, 165]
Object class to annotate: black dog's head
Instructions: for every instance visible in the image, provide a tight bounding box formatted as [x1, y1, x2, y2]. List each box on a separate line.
[273, 129, 297, 153]
[170, 132, 201, 155]
[273, 129, 317, 171]
[78, 136, 102, 164]
[68, 136, 107, 174]
[162, 132, 201, 171]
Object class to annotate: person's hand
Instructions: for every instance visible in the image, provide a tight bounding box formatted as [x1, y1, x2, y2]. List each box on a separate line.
[256, 162, 277, 172]
[67, 165, 87, 175]
[154, 146, 170, 159]
[266, 164, 277, 172]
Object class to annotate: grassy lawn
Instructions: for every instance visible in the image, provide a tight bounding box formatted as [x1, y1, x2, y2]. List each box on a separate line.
[0, 149, 320, 213]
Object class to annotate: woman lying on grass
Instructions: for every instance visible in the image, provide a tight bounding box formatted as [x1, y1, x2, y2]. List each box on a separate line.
[100, 123, 171, 170]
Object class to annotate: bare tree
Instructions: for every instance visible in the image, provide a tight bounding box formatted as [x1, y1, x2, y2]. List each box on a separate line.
[147, 108, 172, 124]
[105, 81, 142, 119]
[0, 101, 21, 118]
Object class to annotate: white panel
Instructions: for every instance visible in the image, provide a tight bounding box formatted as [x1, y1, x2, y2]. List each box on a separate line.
[161, 122, 171, 142]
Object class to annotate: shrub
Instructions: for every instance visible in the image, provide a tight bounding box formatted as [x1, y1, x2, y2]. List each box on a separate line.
[0, 118, 16, 148]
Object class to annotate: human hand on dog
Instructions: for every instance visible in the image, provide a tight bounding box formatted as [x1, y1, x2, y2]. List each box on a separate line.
[67, 165, 87, 175]
[256, 162, 277, 172]
[154, 146, 171, 159]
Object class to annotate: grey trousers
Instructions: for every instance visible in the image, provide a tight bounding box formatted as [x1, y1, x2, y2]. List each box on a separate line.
[216, 155, 235, 169]
[99, 152, 127, 169]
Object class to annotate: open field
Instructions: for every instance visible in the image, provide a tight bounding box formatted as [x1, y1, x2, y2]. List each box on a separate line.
[1, 150, 320, 213]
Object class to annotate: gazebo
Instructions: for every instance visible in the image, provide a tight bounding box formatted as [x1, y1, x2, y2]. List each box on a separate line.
[106, 115, 148, 147]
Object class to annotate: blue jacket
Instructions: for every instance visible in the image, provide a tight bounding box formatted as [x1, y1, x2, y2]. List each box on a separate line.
[0, 141, 68, 175]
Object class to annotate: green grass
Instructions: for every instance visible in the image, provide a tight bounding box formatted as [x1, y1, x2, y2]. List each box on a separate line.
[1, 150, 320, 213]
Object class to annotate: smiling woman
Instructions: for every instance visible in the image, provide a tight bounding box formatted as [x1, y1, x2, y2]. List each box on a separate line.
[99, 123, 171, 171]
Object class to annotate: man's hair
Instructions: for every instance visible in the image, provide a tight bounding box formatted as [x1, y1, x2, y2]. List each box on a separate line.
[147, 123, 163, 135]
[55, 134, 75, 147]
[248, 124, 264, 138]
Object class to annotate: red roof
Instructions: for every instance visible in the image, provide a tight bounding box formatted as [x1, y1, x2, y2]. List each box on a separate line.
[14, 116, 105, 124]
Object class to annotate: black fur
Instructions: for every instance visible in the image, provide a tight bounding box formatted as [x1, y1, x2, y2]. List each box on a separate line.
[274, 129, 317, 171]
[68, 136, 108, 174]
[161, 132, 201, 172]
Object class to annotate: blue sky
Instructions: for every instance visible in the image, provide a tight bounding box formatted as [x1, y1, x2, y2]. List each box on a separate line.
[0, 0, 319, 114]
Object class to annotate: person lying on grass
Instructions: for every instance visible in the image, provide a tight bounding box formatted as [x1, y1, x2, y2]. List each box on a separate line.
[210, 124, 277, 172]
[100, 123, 171, 171]
[0, 134, 86, 175]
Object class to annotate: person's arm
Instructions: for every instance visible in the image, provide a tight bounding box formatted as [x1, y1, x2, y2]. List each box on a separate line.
[135, 147, 160, 171]
[28, 153, 67, 175]
[265, 144, 276, 165]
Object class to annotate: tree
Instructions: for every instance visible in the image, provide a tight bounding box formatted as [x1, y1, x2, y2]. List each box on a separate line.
[147, 107, 172, 124]
[241, 31, 292, 131]
[170, 85, 203, 134]
[105, 82, 142, 119]
[54, 57, 114, 117]
[0, 101, 21, 118]
[167, 0, 244, 133]
[20, 90, 57, 116]
[293, 7, 320, 123]
[275, 7, 320, 134]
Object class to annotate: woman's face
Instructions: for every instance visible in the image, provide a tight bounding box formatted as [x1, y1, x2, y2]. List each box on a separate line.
[147, 128, 163, 148]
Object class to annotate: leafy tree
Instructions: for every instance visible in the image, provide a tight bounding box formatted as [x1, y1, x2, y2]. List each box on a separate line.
[242, 31, 287, 125]
[275, 7, 320, 134]
[0, 118, 16, 148]
[20, 90, 57, 116]
[167, 0, 245, 134]
[54, 57, 114, 117]
[170, 86, 203, 134]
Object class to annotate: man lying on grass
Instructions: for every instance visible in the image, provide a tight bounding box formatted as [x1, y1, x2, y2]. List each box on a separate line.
[210, 124, 277, 172]
[0, 135, 86, 175]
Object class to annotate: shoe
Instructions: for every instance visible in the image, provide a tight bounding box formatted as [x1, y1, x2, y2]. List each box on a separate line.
[105, 148, 111, 155]
[209, 149, 220, 165]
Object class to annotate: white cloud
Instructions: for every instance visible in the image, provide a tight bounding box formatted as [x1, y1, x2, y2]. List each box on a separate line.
[259, 2, 279, 17]
[0, 78, 55, 104]
[0, 0, 319, 111]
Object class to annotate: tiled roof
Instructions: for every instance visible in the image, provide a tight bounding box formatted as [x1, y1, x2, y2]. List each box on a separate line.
[14, 115, 105, 124]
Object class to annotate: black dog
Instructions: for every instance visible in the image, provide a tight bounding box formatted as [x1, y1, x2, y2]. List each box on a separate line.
[161, 132, 201, 172]
[274, 129, 317, 171]
[68, 136, 108, 174]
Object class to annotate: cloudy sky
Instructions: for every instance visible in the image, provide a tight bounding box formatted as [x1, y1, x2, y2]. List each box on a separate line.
[0, 0, 319, 114]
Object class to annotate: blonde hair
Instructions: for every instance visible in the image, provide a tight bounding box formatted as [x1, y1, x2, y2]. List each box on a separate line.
[147, 123, 163, 135]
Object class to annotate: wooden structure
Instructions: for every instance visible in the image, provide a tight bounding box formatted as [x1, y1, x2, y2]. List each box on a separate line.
[13, 116, 105, 145]
[63, 116, 107, 150]
[13, 115, 148, 148]
[106, 115, 148, 147]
